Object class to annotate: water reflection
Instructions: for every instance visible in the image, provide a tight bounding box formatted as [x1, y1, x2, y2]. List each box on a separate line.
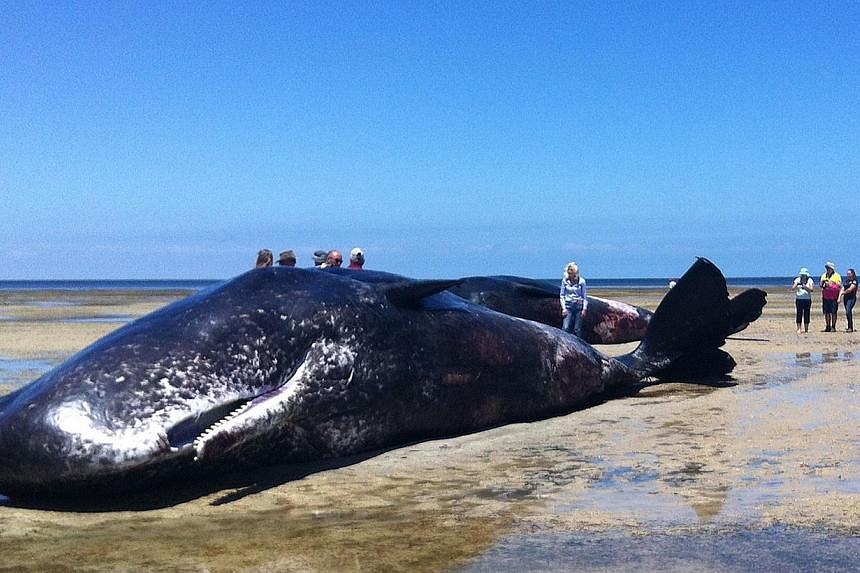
[794, 351, 845, 366]
[464, 527, 860, 572]
[761, 351, 859, 389]
[553, 410, 733, 527]
[792, 351, 855, 367]
[0, 358, 55, 377]
[688, 486, 728, 522]
[60, 315, 133, 324]
[0, 357, 57, 389]
[822, 351, 839, 363]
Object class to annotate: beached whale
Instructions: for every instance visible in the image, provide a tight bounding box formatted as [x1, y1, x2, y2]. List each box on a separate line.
[323, 269, 764, 380]
[448, 276, 651, 344]
[446, 275, 766, 344]
[0, 259, 735, 498]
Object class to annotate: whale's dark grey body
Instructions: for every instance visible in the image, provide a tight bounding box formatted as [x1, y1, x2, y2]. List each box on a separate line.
[0, 259, 737, 498]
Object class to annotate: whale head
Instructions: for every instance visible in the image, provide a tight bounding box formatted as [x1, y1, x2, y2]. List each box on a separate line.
[0, 268, 449, 497]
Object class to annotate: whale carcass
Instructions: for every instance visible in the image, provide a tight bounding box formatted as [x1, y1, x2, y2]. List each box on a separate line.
[0, 258, 741, 498]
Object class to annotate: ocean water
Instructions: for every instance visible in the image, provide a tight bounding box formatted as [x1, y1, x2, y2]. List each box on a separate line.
[0, 276, 790, 292]
[546, 276, 788, 289]
[0, 279, 219, 291]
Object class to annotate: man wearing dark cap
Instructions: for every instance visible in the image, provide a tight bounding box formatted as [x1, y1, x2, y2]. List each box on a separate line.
[278, 250, 297, 267]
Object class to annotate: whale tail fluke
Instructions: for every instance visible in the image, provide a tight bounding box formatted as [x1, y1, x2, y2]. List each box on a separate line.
[618, 258, 736, 378]
[728, 288, 768, 335]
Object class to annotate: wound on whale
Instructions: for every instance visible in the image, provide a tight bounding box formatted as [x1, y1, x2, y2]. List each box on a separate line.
[0, 258, 745, 498]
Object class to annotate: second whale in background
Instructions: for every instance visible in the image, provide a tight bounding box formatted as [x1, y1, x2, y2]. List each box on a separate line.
[446, 275, 766, 345]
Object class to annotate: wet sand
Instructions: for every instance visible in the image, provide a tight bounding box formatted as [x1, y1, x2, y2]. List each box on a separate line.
[0, 286, 857, 572]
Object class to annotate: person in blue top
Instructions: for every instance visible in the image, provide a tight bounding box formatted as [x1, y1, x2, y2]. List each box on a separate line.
[839, 268, 857, 332]
[560, 262, 588, 338]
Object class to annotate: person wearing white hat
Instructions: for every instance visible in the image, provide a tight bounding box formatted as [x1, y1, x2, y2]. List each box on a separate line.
[348, 247, 365, 270]
[820, 262, 842, 332]
[790, 267, 814, 334]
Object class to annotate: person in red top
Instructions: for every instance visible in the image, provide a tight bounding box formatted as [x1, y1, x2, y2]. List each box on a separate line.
[348, 248, 365, 270]
[820, 261, 842, 332]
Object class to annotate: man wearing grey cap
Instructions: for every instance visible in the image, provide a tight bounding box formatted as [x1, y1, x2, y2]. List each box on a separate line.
[820, 262, 842, 332]
[312, 250, 328, 267]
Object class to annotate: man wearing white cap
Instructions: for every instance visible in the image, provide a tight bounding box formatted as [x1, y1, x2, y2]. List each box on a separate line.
[348, 247, 365, 270]
[820, 262, 842, 332]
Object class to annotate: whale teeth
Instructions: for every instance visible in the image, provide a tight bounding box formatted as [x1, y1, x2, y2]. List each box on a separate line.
[192, 401, 255, 454]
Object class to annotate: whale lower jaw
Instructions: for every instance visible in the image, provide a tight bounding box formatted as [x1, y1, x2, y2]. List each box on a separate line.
[191, 360, 310, 461]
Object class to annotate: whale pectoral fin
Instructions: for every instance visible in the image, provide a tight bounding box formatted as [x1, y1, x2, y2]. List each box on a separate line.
[0, 387, 23, 417]
[654, 348, 737, 381]
[383, 279, 462, 308]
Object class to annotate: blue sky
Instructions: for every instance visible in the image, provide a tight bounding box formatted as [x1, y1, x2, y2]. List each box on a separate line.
[2, 2, 858, 280]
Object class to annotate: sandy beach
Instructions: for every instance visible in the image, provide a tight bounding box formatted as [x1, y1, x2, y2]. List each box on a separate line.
[0, 284, 857, 572]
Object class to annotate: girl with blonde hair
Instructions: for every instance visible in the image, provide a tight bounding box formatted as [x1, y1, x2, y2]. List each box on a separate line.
[560, 262, 587, 337]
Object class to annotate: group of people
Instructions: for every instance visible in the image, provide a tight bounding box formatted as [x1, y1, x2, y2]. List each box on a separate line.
[254, 248, 366, 270]
[248, 253, 859, 337]
[791, 262, 857, 333]
[563, 259, 860, 339]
